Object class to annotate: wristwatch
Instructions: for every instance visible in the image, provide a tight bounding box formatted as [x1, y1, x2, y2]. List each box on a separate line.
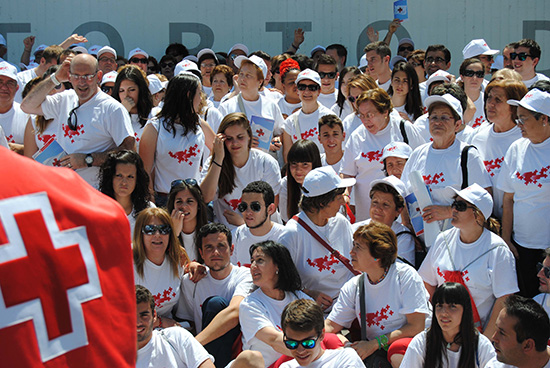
[85, 154, 94, 167]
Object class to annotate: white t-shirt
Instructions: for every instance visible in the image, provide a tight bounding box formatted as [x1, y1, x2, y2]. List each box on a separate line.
[283, 103, 336, 153]
[134, 257, 185, 319]
[30, 114, 58, 150]
[277, 98, 301, 119]
[419, 227, 519, 328]
[176, 265, 253, 332]
[0, 126, 8, 148]
[15, 67, 37, 103]
[131, 113, 148, 151]
[260, 88, 283, 104]
[278, 176, 291, 223]
[485, 356, 550, 368]
[523, 73, 550, 88]
[534, 293, 550, 319]
[146, 117, 204, 193]
[279, 212, 355, 301]
[239, 289, 311, 367]
[219, 93, 285, 135]
[468, 124, 522, 219]
[342, 113, 361, 147]
[321, 153, 343, 176]
[401, 330, 495, 368]
[136, 327, 214, 368]
[0, 102, 28, 145]
[377, 78, 391, 92]
[279, 347, 364, 368]
[41, 89, 134, 188]
[231, 223, 287, 267]
[318, 91, 338, 109]
[497, 137, 550, 249]
[202, 149, 281, 230]
[340, 115, 425, 221]
[180, 231, 198, 263]
[331, 99, 354, 120]
[468, 93, 487, 129]
[327, 262, 430, 340]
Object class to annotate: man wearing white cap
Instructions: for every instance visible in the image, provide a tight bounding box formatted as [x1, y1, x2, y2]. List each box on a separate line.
[512, 39, 549, 88]
[128, 48, 149, 73]
[21, 54, 135, 188]
[15, 45, 63, 103]
[87, 45, 101, 56]
[97, 46, 117, 74]
[282, 68, 336, 159]
[498, 88, 550, 298]
[463, 39, 499, 77]
[279, 166, 356, 311]
[0, 61, 28, 153]
[364, 41, 392, 91]
[227, 43, 248, 73]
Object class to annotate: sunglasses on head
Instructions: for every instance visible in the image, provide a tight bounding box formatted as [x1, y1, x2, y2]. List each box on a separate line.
[398, 45, 414, 52]
[283, 335, 319, 350]
[296, 83, 320, 91]
[537, 262, 550, 278]
[510, 52, 532, 61]
[462, 69, 485, 78]
[171, 178, 198, 188]
[142, 224, 171, 235]
[451, 199, 475, 212]
[238, 201, 262, 213]
[318, 71, 337, 79]
[130, 57, 148, 64]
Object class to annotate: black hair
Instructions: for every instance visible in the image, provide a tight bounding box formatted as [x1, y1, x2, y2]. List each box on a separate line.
[426, 44, 451, 64]
[315, 54, 337, 71]
[326, 44, 347, 61]
[300, 187, 345, 214]
[504, 294, 550, 352]
[364, 41, 392, 59]
[387, 61, 423, 120]
[291, 54, 315, 71]
[282, 299, 325, 336]
[431, 83, 468, 114]
[136, 284, 155, 312]
[515, 39, 542, 60]
[197, 222, 232, 250]
[165, 43, 189, 59]
[287, 140, 322, 219]
[112, 65, 153, 128]
[335, 66, 362, 116]
[242, 180, 275, 206]
[249, 241, 302, 292]
[158, 74, 201, 137]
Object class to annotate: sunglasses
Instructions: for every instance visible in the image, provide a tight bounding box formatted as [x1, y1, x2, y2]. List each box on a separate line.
[462, 69, 485, 78]
[237, 201, 262, 213]
[318, 71, 337, 79]
[398, 45, 414, 52]
[451, 199, 475, 212]
[130, 57, 148, 64]
[538, 262, 550, 278]
[142, 224, 171, 235]
[426, 57, 446, 64]
[171, 178, 198, 188]
[67, 105, 80, 131]
[283, 335, 319, 350]
[101, 85, 114, 94]
[347, 96, 357, 103]
[296, 83, 320, 92]
[160, 62, 175, 68]
[510, 52, 532, 61]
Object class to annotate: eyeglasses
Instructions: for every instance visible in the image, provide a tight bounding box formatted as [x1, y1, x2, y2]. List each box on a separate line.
[510, 52, 532, 61]
[98, 57, 116, 64]
[283, 335, 320, 350]
[462, 69, 485, 78]
[0, 79, 18, 89]
[160, 62, 175, 69]
[297, 83, 320, 91]
[130, 57, 148, 64]
[426, 57, 447, 64]
[347, 96, 357, 103]
[537, 262, 550, 278]
[201, 62, 216, 68]
[451, 199, 475, 212]
[356, 112, 377, 120]
[237, 201, 262, 213]
[318, 71, 337, 79]
[478, 55, 493, 61]
[67, 105, 80, 131]
[69, 72, 97, 82]
[142, 224, 171, 235]
[398, 45, 414, 52]
[101, 85, 113, 94]
[171, 178, 198, 188]
[428, 115, 454, 124]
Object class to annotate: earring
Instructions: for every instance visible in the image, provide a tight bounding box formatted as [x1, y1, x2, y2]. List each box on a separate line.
[373, 258, 378, 261]
[276, 270, 279, 275]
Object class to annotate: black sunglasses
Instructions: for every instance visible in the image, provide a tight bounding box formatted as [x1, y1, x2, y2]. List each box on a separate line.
[297, 83, 320, 92]
[398, 45, 414, 52]
[510, 52, 532, 61]
[171, 178, 198, 188]
[130, 57, 148, 64]
[160, 62, 175, 69]
[451, 199, 475, 212]
[537, 262, 550, 278]
[142, 224, 171, 235]
[318, 71, 337, 79]
[67, 105, 80, 131]
[347, 96, 357, 103]
[237, 201, 262, 213]
[462, 69, 485, 78]
[101, 85, 114, 94]
[283, 335, 319, 350]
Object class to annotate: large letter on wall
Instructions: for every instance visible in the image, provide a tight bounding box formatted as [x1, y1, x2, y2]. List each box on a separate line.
[169, 23, 214, 55]
[73, 22, 125, 57]
[0, 23, 31, 62]
[266, 22, 312, 53]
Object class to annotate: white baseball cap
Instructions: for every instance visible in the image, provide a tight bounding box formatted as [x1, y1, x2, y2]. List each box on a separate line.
[301, 166, 356, 197]
[359, 54, 368, 69]
[425, 94, 463, 120]
[381, 141, 412, 161]
[128, 48, 148, 60]
[295, 68, 321, 87]
[398, 38, 415, 48]
[234, 55, 267, 80]
[88, 45, 102, 55]
[197, 48, 218, 63]
[71, 45, 88, 54]
[228, 43, 249, 56]
[183, 55, 198, 63]
[0, 61, 18, 81]
[462, 39, 499, 60]
[174, 59, 201, 80]
[101, 71, 117, 86]
[449, 183, 493, 220]
[370, 175, 408, 199]
[310, 45, 326, 57]
[507, 88, 550, 117]
[97, 46, 117, 59]
[426, 70, 452, 91]
[147, 74, 164, 95]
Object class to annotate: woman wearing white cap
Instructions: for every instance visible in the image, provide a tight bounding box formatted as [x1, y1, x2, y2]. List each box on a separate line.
[340, 88, 425, 222]
[418, 184, 518, 338]
[498, 88, 550, 298]
[197, 48, 218, 97]
[279, 166, 356, 311]
[281, 68, 336, 160]
[380, 141, 411, 180]
[400, 93, 491, 235]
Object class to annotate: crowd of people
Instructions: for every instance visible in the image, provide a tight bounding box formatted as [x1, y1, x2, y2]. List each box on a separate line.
[1, 20, 550, 367]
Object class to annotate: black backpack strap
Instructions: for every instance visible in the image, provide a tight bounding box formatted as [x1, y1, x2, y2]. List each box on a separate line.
[399, 119, 409, 144]
[358, 273, 367, 341]
[461, 145, 477, 189]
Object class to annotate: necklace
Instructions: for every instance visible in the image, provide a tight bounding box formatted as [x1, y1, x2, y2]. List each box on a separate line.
[368, 267, 389, 285]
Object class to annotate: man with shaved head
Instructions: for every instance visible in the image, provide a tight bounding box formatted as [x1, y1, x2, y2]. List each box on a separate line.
[22, 53, 135, 188]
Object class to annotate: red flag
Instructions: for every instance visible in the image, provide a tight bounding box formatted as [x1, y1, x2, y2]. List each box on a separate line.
[0, 147, 136, 367]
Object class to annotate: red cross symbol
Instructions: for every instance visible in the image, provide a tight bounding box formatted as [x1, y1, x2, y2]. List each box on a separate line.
[0, 193, 102, 362]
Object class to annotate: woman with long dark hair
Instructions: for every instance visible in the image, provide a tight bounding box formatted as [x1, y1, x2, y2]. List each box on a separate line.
[331, 66, 362, 119]
[401, 282, 495, 367]
[458, 58, 487, 128]
[388, 61, 423, 122]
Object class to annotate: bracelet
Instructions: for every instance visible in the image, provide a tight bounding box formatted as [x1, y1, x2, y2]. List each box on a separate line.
[292, 44, 300, 50]
[379, 334, 389, 351]
[50, 74, 61, 86]
[343, 194, 350, 198]
[375, 336, 382, 350]
[212, 160, 222, 168]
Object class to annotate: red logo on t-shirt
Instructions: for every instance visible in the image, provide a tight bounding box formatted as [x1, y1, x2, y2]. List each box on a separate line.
[366, 304, 394, 330]
[484, 157, 504, 177]
[301, 127, 318, 140]
[423, 173, 445, 185]
[306, 254, 339, 274]
[38, 134, 56, 144]
[361, 150, 382, 162]
[154, 287, 176, 308]
[168, 144, 200, 166]
[62, 123, 85, 143]
[5, 134, 13, 143]
[134, 132, 140, 142]
[472, 116, 485, 128]
[224, 198, 241, 211]
[515, 165, 550, 187]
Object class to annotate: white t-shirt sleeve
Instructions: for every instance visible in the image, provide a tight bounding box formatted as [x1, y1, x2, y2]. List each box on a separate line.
[165, 327, 215, 368]
[239, 296, 276, 342]
[400, 330, 426, 367]
[326, 276, 359, 328]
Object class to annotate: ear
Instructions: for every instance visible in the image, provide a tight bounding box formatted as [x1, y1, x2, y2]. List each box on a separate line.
[198, 246, 204, 260]
[96, 70, 103, 81]
[342, 131, 346, 140]
[396, 206, 404, 216]
[40, 57, 46, 66]
[267, 203, 276, 216]
[319, 328, 325, 342]
[230, 243, 235, 256]
[454, 119, 463, 133]
[533, 57, 540, 68]
[522, 338, 536, 353]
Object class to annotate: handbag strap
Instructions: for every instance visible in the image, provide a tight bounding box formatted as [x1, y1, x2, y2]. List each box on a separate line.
[292, 215, 359, 276]
[359, 273, 367, 341]
[237, 94, 248, 116]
